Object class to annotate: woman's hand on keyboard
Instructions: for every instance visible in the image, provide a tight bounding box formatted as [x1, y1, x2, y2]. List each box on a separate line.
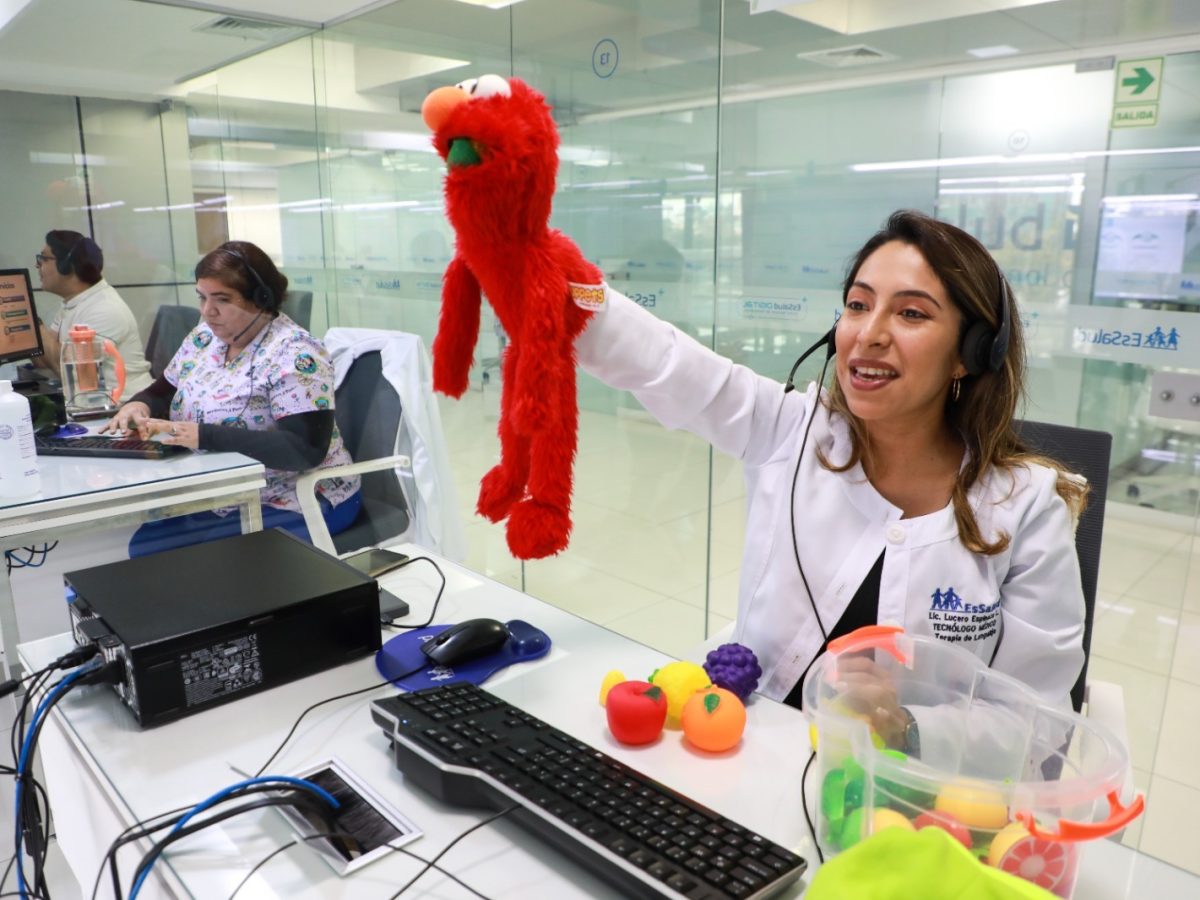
[101, 402, 151, 436]
[139, 417, 200, 449]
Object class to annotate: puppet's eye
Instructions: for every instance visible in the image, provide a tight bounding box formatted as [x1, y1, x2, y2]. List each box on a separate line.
[472, 74, 511, 99]
[455, 78, 479, 95]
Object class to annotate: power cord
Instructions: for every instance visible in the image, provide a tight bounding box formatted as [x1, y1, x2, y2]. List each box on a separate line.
[252, 556, 447, 777]
[12, 658, 122, 900]
[5, 543, 57, 576]
[800, 751, 825, 865]
[94, 784, 339, 900]
[125, 776, 340, 899]
[387, 806, 518, 899]
[383, 556, 446, 630]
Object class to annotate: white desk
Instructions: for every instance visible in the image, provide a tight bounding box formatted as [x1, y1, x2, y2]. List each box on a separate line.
[20, 544, 1200, 900]
[1, 451, 265, 677]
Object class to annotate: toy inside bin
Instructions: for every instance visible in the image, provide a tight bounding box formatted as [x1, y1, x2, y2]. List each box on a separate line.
[802, 625, 1143, 899]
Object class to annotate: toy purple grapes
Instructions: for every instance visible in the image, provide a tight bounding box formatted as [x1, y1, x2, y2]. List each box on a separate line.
[703, 643, 762, 702]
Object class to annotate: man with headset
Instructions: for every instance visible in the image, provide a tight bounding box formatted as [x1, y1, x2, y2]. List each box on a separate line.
[574, 210, 1087, 766]
[34, 230, 152, 400]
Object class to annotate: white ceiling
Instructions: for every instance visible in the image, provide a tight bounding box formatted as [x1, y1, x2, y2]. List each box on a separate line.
[1, 0, 1199, 114]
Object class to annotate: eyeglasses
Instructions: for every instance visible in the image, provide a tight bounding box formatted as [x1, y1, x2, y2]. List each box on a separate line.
[34, 253, 55, 265]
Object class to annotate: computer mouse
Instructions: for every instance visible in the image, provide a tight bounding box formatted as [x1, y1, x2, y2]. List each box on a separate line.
[421, 618, 510, 667]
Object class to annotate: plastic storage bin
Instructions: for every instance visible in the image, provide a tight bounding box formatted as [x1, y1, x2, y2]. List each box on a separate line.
[803, 626, 1143, 899]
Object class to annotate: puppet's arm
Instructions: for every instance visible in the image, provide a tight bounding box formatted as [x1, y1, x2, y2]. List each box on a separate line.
[510, 274, 569, 434]
[432, 255, 482, 398]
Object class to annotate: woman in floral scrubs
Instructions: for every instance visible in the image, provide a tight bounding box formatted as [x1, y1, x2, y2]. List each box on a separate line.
[105, 241, 362, 557]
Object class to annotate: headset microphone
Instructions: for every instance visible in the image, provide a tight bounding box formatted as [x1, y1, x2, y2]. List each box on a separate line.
[783, 327, 836, 394]
[229, 310, 263, 344]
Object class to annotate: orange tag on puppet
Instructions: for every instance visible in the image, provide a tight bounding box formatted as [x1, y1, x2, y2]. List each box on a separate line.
[569, 281, 607, 311]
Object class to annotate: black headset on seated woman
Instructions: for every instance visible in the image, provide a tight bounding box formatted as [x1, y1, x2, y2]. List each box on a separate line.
[783, 264, 1012, 393]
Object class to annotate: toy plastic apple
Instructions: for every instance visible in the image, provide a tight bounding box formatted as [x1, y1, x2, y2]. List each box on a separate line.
[605, 681, 668, 745]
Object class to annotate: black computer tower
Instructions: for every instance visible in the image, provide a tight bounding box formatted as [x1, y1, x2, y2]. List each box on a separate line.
[66, 528, 381, 726]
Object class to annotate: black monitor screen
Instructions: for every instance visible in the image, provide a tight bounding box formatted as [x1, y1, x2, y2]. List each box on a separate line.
[0, 269, 43, 365]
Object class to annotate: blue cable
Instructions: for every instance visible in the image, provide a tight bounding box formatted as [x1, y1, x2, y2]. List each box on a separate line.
[14, 664, 96, 899]
[127, 775, 339, 899]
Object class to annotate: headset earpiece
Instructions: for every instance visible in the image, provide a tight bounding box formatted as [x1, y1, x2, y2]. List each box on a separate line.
[57, 239, 81, 277]
[958, 267, 1011, 376]
[225, 247, 275, 311]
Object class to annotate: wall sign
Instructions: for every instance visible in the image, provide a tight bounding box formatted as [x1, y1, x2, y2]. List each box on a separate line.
[1111, 57, 1163, 128]
[592, 39, 618, 79]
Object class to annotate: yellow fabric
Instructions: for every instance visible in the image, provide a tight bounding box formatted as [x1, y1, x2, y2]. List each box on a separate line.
[807, 827, 1058, 900]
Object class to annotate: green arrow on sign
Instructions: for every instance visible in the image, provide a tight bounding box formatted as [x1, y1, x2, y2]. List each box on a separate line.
[1122, 66, 1155, 95]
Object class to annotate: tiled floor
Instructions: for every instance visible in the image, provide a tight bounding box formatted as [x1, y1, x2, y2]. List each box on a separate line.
[439, 386, 1200, 876]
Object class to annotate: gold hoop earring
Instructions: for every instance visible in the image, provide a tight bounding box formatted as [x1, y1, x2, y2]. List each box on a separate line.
[952, 377, 961, 403]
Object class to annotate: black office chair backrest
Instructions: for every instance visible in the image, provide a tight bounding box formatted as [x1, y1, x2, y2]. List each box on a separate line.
[144, 305, 201, 379]
[332, 350, 410, 554]
[1015, 419, 1113, 713]
[280, 290, 313, 330]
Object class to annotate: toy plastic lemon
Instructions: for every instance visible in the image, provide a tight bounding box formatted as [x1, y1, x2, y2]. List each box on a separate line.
[599, 670, 625, 706]
[935, 782, 1009, 830]
[838, 807, 914, 850]
[648, 661, 711, 727]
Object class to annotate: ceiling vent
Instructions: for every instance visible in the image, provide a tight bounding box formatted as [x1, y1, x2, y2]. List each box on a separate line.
[194, 16, 308, 42]
[796, 44, 895, 68]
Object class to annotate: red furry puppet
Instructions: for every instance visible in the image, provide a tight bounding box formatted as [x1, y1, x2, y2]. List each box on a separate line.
[422, 74, 603, 560]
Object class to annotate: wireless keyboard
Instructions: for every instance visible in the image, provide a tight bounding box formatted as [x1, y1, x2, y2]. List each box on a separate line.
[34, 435, 189, 460]
[371, 683, 806, 899]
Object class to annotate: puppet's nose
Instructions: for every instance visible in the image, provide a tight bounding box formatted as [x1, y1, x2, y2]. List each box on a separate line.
[422, 86, 469, 131]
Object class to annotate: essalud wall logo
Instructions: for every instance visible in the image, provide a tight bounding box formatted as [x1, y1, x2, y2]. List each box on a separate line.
[1072, 324, 1180, 351]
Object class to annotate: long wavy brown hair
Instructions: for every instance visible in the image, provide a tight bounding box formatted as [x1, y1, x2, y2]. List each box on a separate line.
[820, 210, 1087, 555]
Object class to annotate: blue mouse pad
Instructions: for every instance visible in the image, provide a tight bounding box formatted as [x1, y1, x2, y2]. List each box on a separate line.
[375, 619, 551, 690]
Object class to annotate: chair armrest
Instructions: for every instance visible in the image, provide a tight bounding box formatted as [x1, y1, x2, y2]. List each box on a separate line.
[296, 454, 411, 555]
[1084, 678, 1137, 837]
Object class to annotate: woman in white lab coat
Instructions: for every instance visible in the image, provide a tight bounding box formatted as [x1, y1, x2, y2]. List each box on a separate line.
[575, 210, 1087, 752]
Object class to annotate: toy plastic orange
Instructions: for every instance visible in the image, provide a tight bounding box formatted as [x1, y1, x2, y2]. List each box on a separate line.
[913, 810, 973, 849]
[648, 661, 711, 727]
[681, 687, 746, 752]
[988, 821, 1078, 897]
[934, 781, 1009, 829]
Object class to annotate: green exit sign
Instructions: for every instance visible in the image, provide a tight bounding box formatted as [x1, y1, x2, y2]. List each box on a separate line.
[1111, 57, 1163, 129]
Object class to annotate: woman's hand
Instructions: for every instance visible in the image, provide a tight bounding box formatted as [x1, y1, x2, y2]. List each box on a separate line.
[137, 418, 200, 450]
[835, 655, 908, 749]
[101, 402, 151, 436]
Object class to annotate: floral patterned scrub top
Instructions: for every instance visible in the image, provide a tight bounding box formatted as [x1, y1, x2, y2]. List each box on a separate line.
[163, 313, 360, 512]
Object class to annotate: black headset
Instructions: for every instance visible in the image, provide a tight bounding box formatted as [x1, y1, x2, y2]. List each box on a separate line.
[959, 267, 1011, 376]
[223, 246, 276, 312]
[784, 263, 1011, 391]
[56, 238, 83, 276]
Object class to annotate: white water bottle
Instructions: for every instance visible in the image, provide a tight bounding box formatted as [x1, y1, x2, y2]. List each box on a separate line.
[0, 381, 41, 498]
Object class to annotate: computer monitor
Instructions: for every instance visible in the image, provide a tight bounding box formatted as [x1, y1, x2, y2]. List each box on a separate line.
[0, 269, 44, 366]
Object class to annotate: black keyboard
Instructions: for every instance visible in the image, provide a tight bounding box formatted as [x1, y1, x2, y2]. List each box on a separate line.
[34, 436, 189, 460]
[371, 683, 806, 899]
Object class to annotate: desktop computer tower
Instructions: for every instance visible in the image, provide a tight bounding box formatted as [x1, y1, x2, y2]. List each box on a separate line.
[66, 528, 382, 727]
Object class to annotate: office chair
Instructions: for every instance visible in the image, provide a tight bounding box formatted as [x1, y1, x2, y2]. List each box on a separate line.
[280, 290, 313, 330]
[1014, 419, 1112, 714]
[296, 350, 413, 556]
[144, 305, 200, 379]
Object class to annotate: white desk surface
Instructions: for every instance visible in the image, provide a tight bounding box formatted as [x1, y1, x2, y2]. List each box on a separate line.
[0, 449, 264, 526]
[20, 544, 1200, 900]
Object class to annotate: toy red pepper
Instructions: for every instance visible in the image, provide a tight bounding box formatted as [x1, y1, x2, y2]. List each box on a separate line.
[423, 75, 603, 560]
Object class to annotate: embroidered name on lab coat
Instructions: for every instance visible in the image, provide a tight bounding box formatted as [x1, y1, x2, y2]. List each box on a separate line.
[927, 587, 1000, 643]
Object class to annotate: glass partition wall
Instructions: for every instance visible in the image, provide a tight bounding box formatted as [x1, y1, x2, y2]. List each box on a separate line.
[10, 0, 1200, 870]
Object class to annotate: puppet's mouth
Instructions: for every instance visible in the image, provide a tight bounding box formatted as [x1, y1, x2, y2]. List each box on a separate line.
[448, 137, 483, 168]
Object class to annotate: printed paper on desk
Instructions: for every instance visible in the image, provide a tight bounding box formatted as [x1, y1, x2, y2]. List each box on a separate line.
[281, 756, 422, 876]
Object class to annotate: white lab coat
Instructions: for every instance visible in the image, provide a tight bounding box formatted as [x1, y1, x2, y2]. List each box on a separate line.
[325, 328, 467, 563]
[576, 287, 1084, 719]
